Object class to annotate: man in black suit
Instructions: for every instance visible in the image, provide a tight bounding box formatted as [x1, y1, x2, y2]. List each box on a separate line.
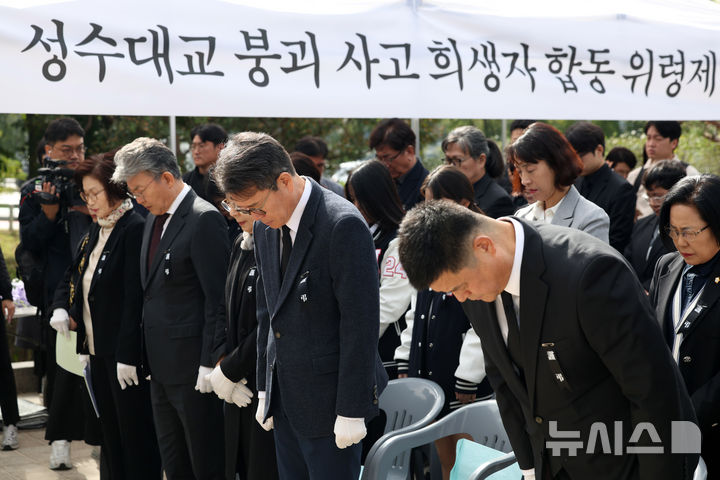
[112, 138, 229, 480]
[566, 121, 635, 252]
[370, 118, 428, 211]
[624, 160, 687, 290]
[397, 201, 698, 480]
[213, 132, 388, 480]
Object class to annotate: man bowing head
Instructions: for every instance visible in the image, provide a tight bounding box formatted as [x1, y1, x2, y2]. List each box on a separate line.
[213, 132, 388, 480]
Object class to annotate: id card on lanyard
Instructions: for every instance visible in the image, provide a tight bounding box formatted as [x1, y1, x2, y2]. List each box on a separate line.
[670, 280, 705, 362]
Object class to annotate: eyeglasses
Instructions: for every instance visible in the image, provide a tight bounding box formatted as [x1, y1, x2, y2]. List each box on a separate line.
[79, 189, 105, 204]
[53, 144, 86, 157]
[190, 141, 212, 151]
[642, 193, 667, 204]
[664, 225, 710, 242]
[127, 176, 158, 200]
[375, 148, 405, 165]
[444, 155, 469, 167]
[221, 189, 274, 216]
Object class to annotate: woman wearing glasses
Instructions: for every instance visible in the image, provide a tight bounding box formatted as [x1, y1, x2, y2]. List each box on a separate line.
[441, 126, 514, 218]
[509, 123, 610, 242]
[649, 174, 720, 479]
[624, 160, 686, 291]
[51, 151, 161, 479]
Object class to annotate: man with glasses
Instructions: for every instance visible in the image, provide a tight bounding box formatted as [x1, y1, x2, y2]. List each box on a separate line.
[113, 137, 229, 480]
[369, 118, 428, 211]
[213, 132, 388, 480]
[624, 160, 687, 291]
[18, 117, 95, 469]
[184, 123, 226, 204]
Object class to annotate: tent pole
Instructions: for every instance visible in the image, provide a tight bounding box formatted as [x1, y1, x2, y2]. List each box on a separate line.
[169, 115, 177, 157]
[411, 118, 420, 157]
[501, 118, 507, 148]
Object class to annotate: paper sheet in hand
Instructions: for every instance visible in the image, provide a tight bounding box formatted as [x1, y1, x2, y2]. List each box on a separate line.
[55, 331, 84, 376]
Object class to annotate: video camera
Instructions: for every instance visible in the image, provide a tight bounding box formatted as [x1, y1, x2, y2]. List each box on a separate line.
[35, 158, 82, 207]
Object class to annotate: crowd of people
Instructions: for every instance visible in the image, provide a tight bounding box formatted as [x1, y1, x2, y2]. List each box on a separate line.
[0, 116, 717, 480]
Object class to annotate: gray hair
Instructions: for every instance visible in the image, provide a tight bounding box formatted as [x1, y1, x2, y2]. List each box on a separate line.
[112, 137, 181, 183]
[441, 126, 505, 178]
[213, 132, 295, 196]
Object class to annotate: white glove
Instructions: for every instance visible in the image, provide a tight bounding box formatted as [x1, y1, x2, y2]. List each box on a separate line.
[255, 394, 274, 431]
[521, 468, 536, 480]
[230, 380, 254, 408]
[78, 354, 90, 370]
[117, 362, 139, 390]
[206, 366, 235, 401]
[194, 366, 213, 393]
[50, 308, 70, 339]
[333, 415, 367, 449]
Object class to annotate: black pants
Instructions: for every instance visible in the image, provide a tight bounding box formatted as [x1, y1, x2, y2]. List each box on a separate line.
[0, 318, 19, 426]
[150, 380, 224, 480]
[90, 355, 161, 480]
[224, 395, 278, 480]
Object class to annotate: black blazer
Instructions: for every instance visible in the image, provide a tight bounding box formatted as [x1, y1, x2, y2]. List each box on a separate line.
[396, 159, 429, 211]
[575, 164, 635, 252]
[473, 174, 515, 219]
[462, 219, 697, 480]
[52, 211, 145, 364]
[220, 235, 259, 389]
[140, 189, 230, 384]
[649, 253, 720, 464]
[624, 215, 670, 291]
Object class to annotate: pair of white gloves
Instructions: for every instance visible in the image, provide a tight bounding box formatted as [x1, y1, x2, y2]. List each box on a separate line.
[50, 308, 139, 389]
[197, 365, 254, 408]
[254, 392, 367, 449]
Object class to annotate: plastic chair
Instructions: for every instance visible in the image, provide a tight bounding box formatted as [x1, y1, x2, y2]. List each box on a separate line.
[360, 378, 445, 480]
[364, 399, 514, 480]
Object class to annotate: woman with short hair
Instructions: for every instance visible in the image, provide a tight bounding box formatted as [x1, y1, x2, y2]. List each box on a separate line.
[509, 122, 610, 242]
[649, 174, 720, 479]
[52, 151, 160, 479]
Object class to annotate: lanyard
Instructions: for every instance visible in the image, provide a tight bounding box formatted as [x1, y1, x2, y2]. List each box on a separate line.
[670, 278, 705, 362]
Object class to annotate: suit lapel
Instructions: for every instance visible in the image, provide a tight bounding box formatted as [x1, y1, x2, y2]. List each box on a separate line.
[271, 182, 320, 317]
[516, 220, 549, 412]
[655, 254, 684, 329]
[261, 224, 281, 313]
[146, 191, 194, 285]
[680, 260, 720, 340]
[552, 186, 579, 227]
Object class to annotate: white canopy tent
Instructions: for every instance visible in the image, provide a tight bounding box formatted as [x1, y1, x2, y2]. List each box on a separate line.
[1, 0, 719, 119]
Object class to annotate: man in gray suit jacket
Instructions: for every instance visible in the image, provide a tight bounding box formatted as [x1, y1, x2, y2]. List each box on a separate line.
[113, 138, 229, 480]
[213, 132, 388, 480]
[398, 201, 698, 480]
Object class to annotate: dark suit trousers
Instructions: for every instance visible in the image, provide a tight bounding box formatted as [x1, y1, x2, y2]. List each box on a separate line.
[0, 318, 19, 426]
[150, 380, 224, 480]
[90, 355, 161, 480]
[271, 379, 361, 480]
[225, 394, 279, 480]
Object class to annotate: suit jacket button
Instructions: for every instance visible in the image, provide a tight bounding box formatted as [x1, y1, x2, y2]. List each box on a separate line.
[373, 399, 378, 405]
[274, 331, 281, 339]
[535, 416, 543, 424]
[428, 343, 434, 348]
[682, 356, 692, 363]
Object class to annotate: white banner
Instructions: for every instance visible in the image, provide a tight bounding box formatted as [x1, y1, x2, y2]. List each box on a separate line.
[1, 0, 719, 119]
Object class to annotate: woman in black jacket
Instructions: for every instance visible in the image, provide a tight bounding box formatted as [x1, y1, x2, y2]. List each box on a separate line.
[649, 175, 720, 479]
[206, 197, 279, 480]
[52, 151, 160, 479]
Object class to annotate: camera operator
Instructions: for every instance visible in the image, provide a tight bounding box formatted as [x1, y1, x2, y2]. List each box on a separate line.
[18, 117, 100, 470]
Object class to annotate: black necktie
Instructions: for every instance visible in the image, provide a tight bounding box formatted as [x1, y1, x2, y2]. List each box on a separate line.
[501, 291, 523, 372]
[147, 213, 169, 270]
[280, 225, 292, 279]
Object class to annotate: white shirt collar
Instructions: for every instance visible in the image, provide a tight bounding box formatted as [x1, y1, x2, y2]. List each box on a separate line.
[284, 177, 311, 243]
[167, 183, 191, 216]
[530, 193, 565, 223]
[501, 217, 524, 297]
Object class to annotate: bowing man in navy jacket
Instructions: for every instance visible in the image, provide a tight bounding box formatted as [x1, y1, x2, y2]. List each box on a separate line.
[213, 132, 388, 480]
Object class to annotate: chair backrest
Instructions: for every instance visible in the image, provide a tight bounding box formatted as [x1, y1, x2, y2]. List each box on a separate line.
[363, 399, 511, 480]
[361, 378, 445, 480]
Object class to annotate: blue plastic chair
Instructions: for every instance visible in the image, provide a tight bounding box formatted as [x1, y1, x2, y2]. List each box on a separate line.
[363, 399, 514, 480]
[361, 378, 445, 480]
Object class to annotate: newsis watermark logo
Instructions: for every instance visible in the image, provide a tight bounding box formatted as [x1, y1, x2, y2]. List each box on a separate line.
[545, 421, 701, 456]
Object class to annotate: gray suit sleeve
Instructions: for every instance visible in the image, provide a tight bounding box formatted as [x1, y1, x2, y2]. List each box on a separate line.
[190, 210, 230, 367]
